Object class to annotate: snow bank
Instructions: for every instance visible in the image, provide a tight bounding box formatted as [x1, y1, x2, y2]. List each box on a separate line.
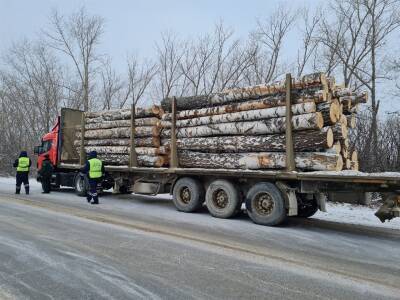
[313, 202, 400, 229]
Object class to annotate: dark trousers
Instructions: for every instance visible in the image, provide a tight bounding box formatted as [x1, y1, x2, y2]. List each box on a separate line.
[87, 178, 100, 204]
[16, 172, 29, 194]
[41, 177, 51, 193]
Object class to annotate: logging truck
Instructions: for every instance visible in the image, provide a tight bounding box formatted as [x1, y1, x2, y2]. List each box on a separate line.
[33, 106, 400, 226]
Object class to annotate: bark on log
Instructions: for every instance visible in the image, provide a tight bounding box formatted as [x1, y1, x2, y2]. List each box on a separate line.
[85, 105, 163, 120]
[73, 137, 160, 148]
[326, 141, 341, 154]
[162, 87, 328, 111]
[178, 150, 343, 171]
[324, 123, 348, 140]
[161, 112, 324, 138]
[317, 99, 340, 125]
[161, 97, 319, 122]
[85, 117, 160, 130]
[168, 102, 317, 128]
[78, 126, 160, 139]
[81, 146, 168, 156]
[346, 114, 356, 129]
[96, 154, 166, 167]
[162, 128, 333, 152]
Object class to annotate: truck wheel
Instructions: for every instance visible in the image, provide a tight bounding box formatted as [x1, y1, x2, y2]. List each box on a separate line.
[172, 177, 204, 212]
[206, 179, 241, 219]
[246, 182, 287, 226]
[297, 195, 318, 218]
[74, 175, 88, 197]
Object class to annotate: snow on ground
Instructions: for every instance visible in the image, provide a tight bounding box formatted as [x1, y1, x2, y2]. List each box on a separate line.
[313, 202, 400, 230]
[0, 176, 399, 230]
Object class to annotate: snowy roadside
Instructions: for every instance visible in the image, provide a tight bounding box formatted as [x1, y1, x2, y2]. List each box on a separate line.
[313, 202, 400, 230]
[0, 176, 398, 230]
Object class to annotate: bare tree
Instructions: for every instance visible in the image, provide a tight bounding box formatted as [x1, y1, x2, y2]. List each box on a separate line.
[252, 4, 297, 83]
[126, 55, 157, 106]
[98, 58, 125, 110]
[155, 32, 184, 99]
[296, 7, 322, 77]
[319, 0, 400, 170]
[43, 7, 104, 111]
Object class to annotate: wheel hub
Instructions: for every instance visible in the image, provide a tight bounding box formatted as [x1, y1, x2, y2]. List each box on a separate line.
[180, 187, 191, 204]
[213, 189, 229, 209]
[254, 193, 274, 215]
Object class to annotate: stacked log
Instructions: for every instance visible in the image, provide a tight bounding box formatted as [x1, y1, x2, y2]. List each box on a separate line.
[158, 72, 366, 171]
[73, 72, 366, 171]
[75, 105, 166, 167]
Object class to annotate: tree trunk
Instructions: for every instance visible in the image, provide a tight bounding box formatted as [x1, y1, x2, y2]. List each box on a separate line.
[178, 150, 343, 171]
[323, 123, 348, 140]
[85, 105, 163, 120]
[162, 128, 333, 152]
[96, 154, 166, 167]
[78, 126, 160, 139]
[162, 87, 327, 111]
[74, 137, 160, 148]
[85, 117, 160, 130]
[161, 102, 316, 128]
[81, 146, 168, 156]
[161, 112, 324, 138]
[317, 99, 340, 125]
[161, 98, 318, 122]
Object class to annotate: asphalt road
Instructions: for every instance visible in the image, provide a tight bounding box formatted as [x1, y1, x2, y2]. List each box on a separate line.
[0, 179, 399, 299]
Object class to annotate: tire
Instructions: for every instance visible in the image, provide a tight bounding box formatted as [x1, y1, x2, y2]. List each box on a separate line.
[245, 182, 287, 226]
[297, 194, 318, 218]
[205, 179, 241, 219]
[119, 185, 132, 194]
[172, 177, 204, 212]
[74, 175, 88, 197]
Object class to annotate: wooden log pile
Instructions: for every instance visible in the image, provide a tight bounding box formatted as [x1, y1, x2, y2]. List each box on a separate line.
[158, 72, 366, 171]
[74, 72, 366, 171]
[74, 105, 167, 167]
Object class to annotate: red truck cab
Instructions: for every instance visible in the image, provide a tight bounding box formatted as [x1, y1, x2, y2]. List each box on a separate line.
[34, 118, 60, 170]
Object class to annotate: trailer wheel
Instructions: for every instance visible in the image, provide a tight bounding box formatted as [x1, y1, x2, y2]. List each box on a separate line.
[172, 177, 204, 212]
[246, 182, 287, 226]
[74, 175, 88, 197]
[297, 195, 318, 218]
[206, 179, 241, 219]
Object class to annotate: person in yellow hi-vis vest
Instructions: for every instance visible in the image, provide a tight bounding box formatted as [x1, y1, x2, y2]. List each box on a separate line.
[13, 151, 31, 194]
[80, 151, 105, 205]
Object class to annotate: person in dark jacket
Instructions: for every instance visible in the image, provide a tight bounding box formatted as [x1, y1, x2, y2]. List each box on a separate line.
[38, 154, 53, 193]
[13, 151, 31, 195]
[80, 151, 105, 205]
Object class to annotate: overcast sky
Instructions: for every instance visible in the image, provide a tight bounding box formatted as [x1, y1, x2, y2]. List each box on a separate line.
[0, 0, 316, 71]
[1, 0, 399, 113]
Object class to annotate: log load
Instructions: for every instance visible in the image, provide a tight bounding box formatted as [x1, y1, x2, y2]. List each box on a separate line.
[161, 128, 333, 153]
[316, 99, 341, 125]
[346, 114, 356, 129]
[78, 126, 160, 140]
[85, 105, 163, 121]
[96, 154, 166, 167]
[161, 73, 329, 111]
[73, 137, 160, 148]
[85, 117, 160, 130]
[178, 151, 343, 171]
[81, 146, 168, 156]
[161, 96, 320, 121]
[162, 102, 316, 128]
[161, 112, 324, 138]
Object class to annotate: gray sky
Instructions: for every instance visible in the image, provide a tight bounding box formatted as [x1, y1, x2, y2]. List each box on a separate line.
[1, 0, 399, 113]
[0, 0, 313, 71]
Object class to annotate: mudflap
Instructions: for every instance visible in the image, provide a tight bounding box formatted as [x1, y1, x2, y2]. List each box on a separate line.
[375, 193, 400, 223]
